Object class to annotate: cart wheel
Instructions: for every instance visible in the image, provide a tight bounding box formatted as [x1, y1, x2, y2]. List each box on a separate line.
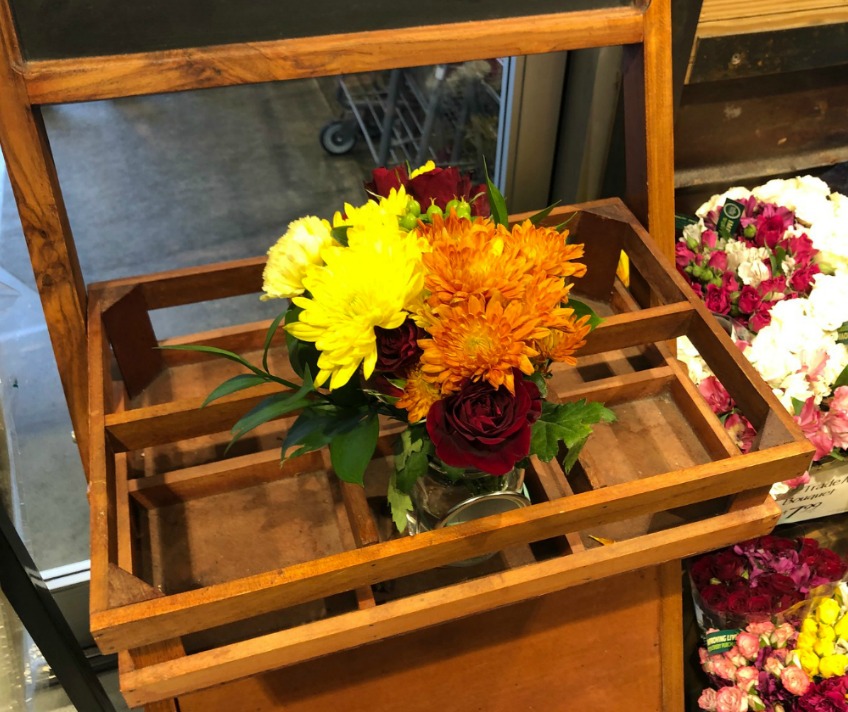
[320, 121, 356, 155]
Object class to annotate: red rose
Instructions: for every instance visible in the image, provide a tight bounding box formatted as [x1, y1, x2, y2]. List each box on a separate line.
[705, 283, 730, 314]
[756, 536, 796, 553]
[365, 165, 409, 196]
[737, 285, 760, 315]
[426, 372, 541, 475]
[690, 556, 716, 588]
[755, 573, 797, 596]
[746, 594, 775, 615]
[375, 319, 423, 376]
[726, 591, 752, 614]
[700, 584, 729, 611]
[810, 549, 848, 582]
[711, 550, 746, 581]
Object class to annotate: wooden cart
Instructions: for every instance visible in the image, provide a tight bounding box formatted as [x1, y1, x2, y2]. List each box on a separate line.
[0, 0, 812, 709]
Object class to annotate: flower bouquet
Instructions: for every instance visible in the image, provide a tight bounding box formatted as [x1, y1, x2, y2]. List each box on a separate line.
[171, 162, 614, 532]
[689, 536, 848, 632]
[697, 621, 810, 712]
[790, 581, 848, 683]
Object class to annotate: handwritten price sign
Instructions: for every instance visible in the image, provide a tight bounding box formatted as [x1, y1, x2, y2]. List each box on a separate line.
[776, 463, 848, 524]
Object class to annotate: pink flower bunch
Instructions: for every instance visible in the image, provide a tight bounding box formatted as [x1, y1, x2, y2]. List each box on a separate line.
[677, 196, 820, 333]
[794, 388, 848, 464]
[698, 376, 757, 453]
[690, 537, 848, 627]
[698, 621, 807, 711]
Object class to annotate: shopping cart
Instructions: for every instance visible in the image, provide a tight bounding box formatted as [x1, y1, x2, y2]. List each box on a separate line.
[319, 62, 502, 173]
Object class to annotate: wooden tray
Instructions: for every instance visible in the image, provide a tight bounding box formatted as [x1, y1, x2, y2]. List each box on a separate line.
[87, 198, 813, 706]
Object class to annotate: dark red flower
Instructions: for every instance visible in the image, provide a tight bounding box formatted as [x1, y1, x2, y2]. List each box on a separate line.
[705, 283, 730, 314]
[726, 591, 752, 614]
[365, 165, 409, 195]
[426, 371, 542, 475]
[711, 550, 746, 581]
[737, 285, 761, 315]
[756, 536, 797, 553]
[700, 584, 729, 611]
[690, 556, 715, 587]
[810, 549, 848, 582]
[375, 319, 423, 376]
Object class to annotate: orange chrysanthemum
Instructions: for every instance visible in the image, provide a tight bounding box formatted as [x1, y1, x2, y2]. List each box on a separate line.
[508, 219, 587, 279]
[396, 366, 441, 423]
[535, 316, 592, 364]
[419, 215, 528, 306]
[419, 295, 546, 394]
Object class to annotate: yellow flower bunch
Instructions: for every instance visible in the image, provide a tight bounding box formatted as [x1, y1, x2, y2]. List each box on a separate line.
[790, 582, 848, 679]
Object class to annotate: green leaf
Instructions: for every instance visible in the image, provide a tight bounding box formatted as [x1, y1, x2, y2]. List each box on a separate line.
[228, 368, 315, 448]
[331, 225, 350, 246]
[835, 364, 848, 390]
[387, 472, 413, 533]
[262, 309, 288, 374]
[483, 159, 508, 227]
[329, 412, 379, 485]
[568, 299, 603, 330]
[530, 400, 615, 463]
[394, 429, 432, 493]
[791, 397, 806, 416]
[281, 406, 339, 459]
[556, 213, 579, 233]
[528, 201, 560, 226]
[201, 373, 269, 407]
[561, 435, 588, 474]
[529, 371, 549, 399]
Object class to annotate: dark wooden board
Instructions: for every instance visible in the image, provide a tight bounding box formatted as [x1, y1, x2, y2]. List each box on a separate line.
[9, 0, 631, 61]
[688, 24, 848, 85]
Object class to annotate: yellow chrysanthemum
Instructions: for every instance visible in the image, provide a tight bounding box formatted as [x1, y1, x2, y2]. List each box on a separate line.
[419, 294, 545, 394]
[287, 235, 424, 389]
[396, 366, 440, 423]
[377, 186, 410, 217]
[262, 216, 335, 299]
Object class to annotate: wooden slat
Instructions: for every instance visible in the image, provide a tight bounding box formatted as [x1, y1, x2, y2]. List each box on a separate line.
[552, 364, 675, 405]
[21, 8, 645, 105]
[577, 303, 694, 356]
[127, 448, 325, 508]
[105, 384, 286, 452]
[658, 560, 684, 711]
[697, 0, 848, 37]
[118, 499, 778, 706]
[0, 0, 89, 465]
[88, 297, 113, 615]
[90, 438, 811, 653]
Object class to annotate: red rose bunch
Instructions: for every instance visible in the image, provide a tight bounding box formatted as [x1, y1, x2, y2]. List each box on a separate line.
[366, 164, 490, 217]
[795, 675, 848, 711]
[690, 537, 848, 628]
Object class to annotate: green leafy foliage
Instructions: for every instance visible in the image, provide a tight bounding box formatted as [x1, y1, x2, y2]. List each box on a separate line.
[201, 373, 269, 407]
[484, 162, 508, 227]
[791, 397, 806, 416]
[329, 412, 379, 485]
[227, 368, 315, 449]
[527, 201, 560, 226]
[530, 400, 616, 464]
[394, 427, 433, 493]
[529, 371, 549, 399]
[262, 309, 288, 373]
[331, 224, 350, 246]
[568, 299, 603, 331]
[387, 472, 413, 533]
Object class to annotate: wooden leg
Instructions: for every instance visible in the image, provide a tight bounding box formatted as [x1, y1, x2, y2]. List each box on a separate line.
[0, 0, 89, 469]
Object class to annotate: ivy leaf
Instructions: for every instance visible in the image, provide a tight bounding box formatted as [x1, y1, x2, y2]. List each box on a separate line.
[201, 373, 269, 407]
[329, 412, 379, 485]
[568, 299, 603, 330]
[394, 429, 432, 493]
[388, 472, 413, 533]
[530, 400, 615, 463]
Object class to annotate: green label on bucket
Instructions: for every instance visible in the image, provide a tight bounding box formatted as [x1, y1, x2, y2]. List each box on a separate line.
[717, 199, 745, 238]
[706, 629, 741, 655]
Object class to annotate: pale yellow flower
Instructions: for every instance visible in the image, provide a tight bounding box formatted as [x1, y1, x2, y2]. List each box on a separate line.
[262, 216, 334, 299]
